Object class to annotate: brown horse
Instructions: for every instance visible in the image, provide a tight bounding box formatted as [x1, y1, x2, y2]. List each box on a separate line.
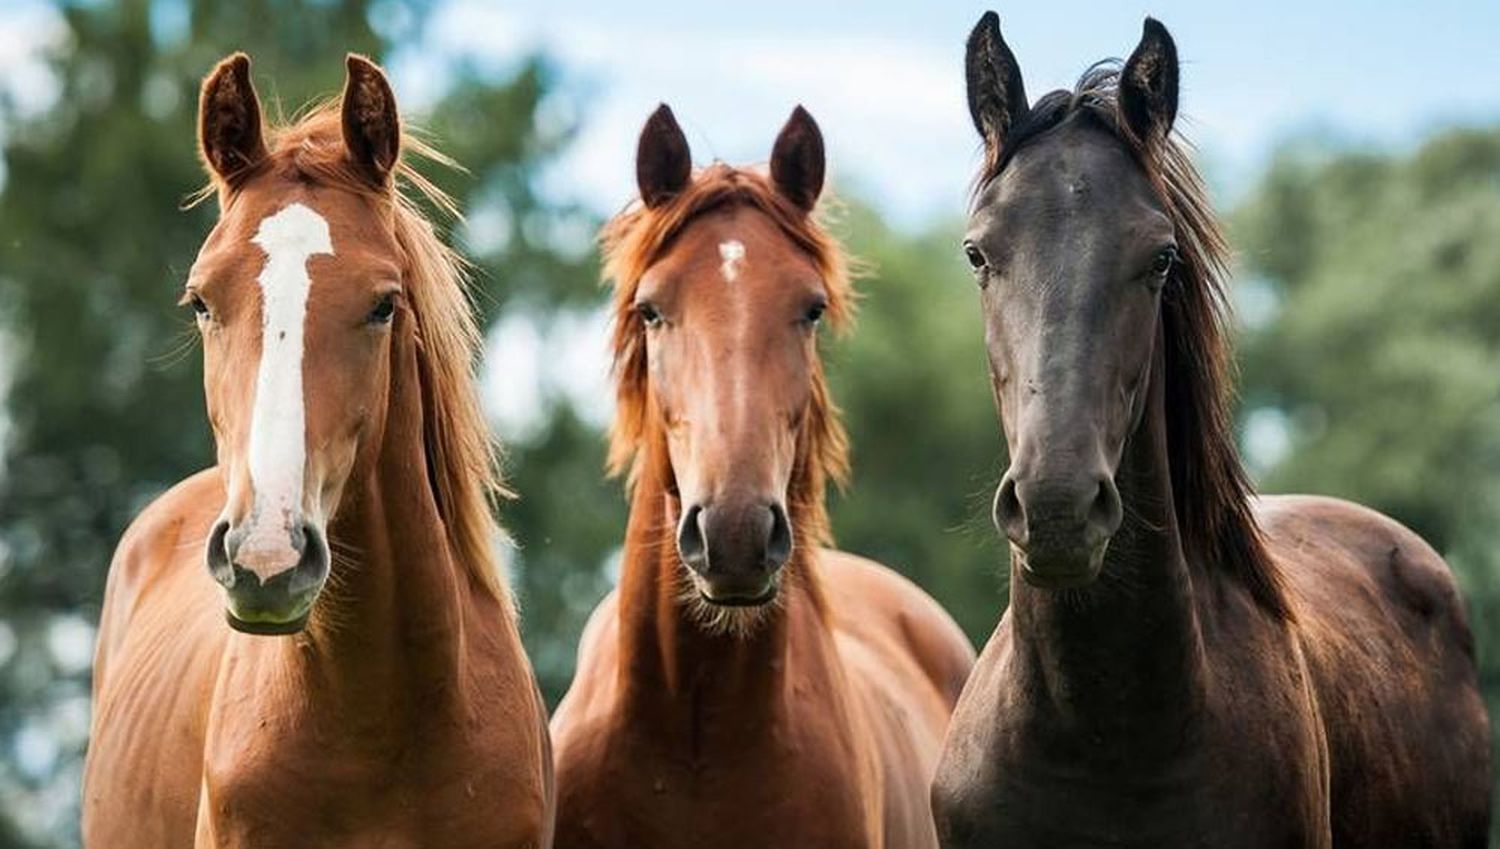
[82, 54, 553, 847]
[933, 14, 1490, 848]
[550, 105, 975, 848]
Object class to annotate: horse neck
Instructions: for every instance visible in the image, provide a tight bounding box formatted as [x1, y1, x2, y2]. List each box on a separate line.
[1006, 324, 1208, 731]
[614, 444, 836, 728]
[276, 318, 497, 714]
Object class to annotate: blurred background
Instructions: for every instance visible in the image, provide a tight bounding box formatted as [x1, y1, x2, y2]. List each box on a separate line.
[1, 0, 1498, 845]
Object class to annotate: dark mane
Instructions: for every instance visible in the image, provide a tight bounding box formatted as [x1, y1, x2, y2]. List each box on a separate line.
[600, 163, 854, 553]
[979, 64, 1290, 619]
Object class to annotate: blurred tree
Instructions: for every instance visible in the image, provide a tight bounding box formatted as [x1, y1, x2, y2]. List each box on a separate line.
[826, 200, 1008, 643]
[0, 0, 604, 843]
[419, 65, 621, 702]
[1236, 130, 1500, 548]
[1232, 126, 1500, 840]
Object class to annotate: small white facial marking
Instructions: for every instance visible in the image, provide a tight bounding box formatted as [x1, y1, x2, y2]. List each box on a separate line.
[237, 202, 333, 582]
[719, 240, 746, 283]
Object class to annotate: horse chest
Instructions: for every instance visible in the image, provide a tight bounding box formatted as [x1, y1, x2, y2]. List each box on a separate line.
[934, 702, 1324, 849]
[556, 712, 880, 849]
[199, 716, 545, 848]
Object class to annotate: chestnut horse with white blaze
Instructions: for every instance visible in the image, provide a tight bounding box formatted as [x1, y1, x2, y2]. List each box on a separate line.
[82, 55, 553, 847]
[550, 105, 975, 848]
[933, 14, 1489, 848]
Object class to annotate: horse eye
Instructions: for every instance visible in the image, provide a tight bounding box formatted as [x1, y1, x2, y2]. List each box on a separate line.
[804, 302, 827, 325]
[1151, 247, 1178, 277]
[187, 293, 209, 319]
[963, 243, 986, 270]
[636, 301, 663, 328]
[368, 294, 396, 325]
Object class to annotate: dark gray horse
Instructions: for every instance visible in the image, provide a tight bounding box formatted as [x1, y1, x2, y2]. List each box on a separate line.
[932, 14, 1490, 848]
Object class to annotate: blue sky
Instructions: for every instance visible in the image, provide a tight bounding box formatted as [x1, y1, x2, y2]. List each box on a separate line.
[378, 0, 1500, 436]
[388, 0, 1500, 227]
[5, 1, 1499, 224]
[2, 0, 1499, 437]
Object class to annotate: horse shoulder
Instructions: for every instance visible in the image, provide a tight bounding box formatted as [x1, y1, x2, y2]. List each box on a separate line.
[815, 549, 973, 846]
[84, 468, 227, 848]
[551, 589, 621, 782]
[553, 589, 657, 848]
[1253, 493, 1489, 842]
[1255, 494, 1473, 650]
[95, 468, 225, 681]
[817, 548, 976, 710]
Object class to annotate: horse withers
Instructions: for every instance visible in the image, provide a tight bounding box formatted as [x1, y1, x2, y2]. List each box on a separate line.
[82, 55, 553, 847]
[933, 14, 1490, 848]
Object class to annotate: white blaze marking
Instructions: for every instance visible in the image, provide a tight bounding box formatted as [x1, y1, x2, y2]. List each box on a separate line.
[238, 203, 333, 581]
[719, 240, 746, 283]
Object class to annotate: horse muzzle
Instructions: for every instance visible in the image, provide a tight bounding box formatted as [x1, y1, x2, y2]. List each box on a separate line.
[207, 517, 330, 634]
[995, 467, 1122, 590]
[1013, 537, 1109, 589]
[677, 500, 792, 606]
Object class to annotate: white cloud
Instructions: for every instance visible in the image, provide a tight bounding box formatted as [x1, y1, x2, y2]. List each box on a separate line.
[420, 4, 978, 226]
[481, 306, 612, 443]
[0, 4, 66, 117]
[424, 3, 532, 67]
[483, 312, 546, 442]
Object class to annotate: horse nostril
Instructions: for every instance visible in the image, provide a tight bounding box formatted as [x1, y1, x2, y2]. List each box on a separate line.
[1088, 476, 1123, 538]
[677, 504, 708, 571]
[765, 503, 793, 569]
[290, 521, 309, 555]
[992, 476, 1026, 544]
[288, 522, 329, 595]
[206, 520, 233, 587]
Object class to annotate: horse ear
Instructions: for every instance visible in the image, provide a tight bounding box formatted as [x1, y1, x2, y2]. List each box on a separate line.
[966, 11, 1028, 154]
[198, 53, 267, 183]
[1120, 18, 1179, 141]
[770, 106, 825, 212]
[637, 104, 692, 208]
[341, 54, 401, 185]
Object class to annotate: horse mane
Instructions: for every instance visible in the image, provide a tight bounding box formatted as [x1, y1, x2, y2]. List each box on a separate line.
[600, 164, 854, 552]
[977, 64, 1290, 619]
[204, 104, 511, 604]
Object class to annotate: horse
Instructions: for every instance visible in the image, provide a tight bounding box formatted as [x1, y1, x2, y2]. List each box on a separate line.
[81, 54, 553, 847]
[549, 104, 976, 848]
[932, 14, 1490, 848]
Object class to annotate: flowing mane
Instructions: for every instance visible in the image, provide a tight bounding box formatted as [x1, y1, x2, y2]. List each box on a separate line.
[202, 104, 510, 603]
[977, 64, 1289, 619]
[601, 164, 854, 550]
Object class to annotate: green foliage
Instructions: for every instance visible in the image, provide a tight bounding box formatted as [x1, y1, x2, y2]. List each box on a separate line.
[418, 63, 617, 704]
[1236, 130, 1500, 547]
[825, 200, 1008, 643]
[1233, 126, 1500, 839]
[505, 405, 622, 701]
